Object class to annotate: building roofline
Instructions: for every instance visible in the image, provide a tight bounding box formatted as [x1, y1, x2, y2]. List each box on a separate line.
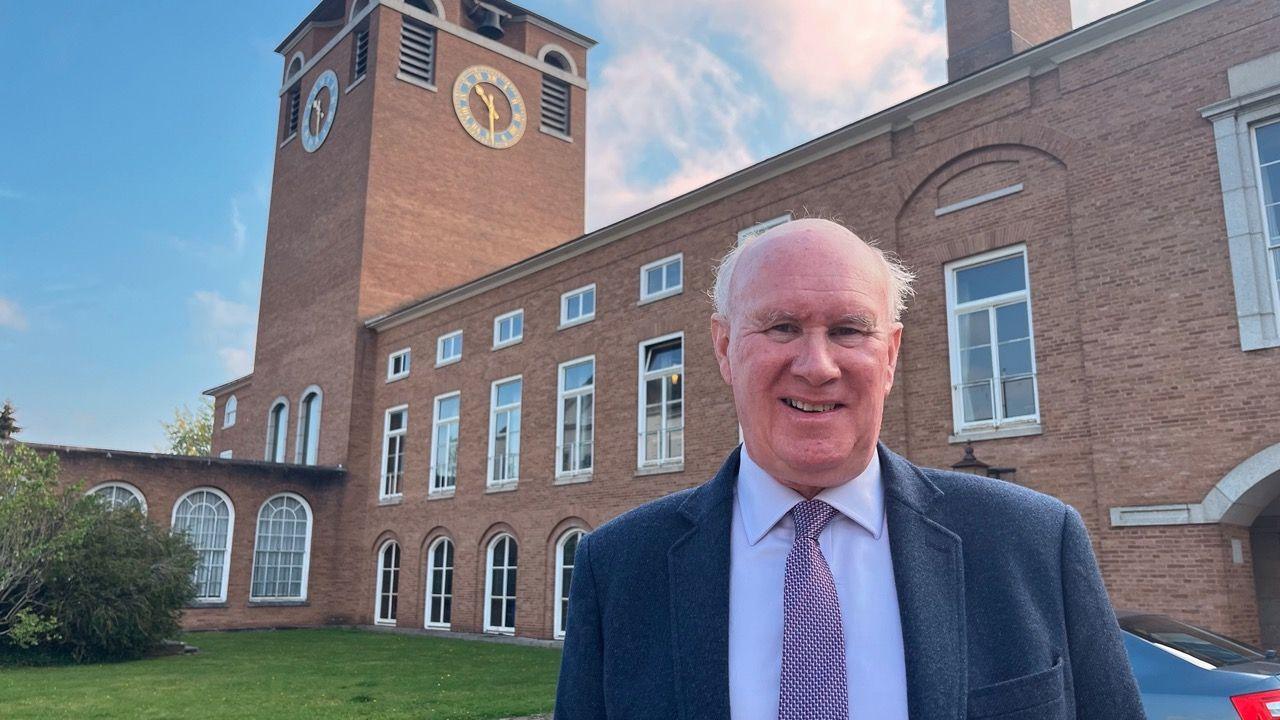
[366, 0, 1216, 332]
[203, 373, 253, 397]
[14, 440, 347, 478]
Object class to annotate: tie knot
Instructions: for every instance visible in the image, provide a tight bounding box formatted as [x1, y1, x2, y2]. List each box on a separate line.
[792, 499, 839, 541]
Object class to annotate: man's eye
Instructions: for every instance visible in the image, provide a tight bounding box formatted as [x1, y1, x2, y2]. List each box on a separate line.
[768, 323, 799, 334]
[831, 326, 863, 337]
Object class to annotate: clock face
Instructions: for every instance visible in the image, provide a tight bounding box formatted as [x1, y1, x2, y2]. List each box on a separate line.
[301, 70, 339, 153]
[452, 65, 527, 149]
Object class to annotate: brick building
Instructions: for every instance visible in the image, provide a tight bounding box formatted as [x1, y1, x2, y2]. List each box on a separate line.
[39, 0, 1280, 644]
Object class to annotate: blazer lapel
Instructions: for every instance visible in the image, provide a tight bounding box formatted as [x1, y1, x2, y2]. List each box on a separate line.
[668, 447, 738, 720]
[880, 444, 968, 720]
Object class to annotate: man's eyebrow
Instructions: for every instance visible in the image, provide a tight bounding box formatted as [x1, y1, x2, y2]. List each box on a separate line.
[839, 313, 878, 330]
[746, 310, 879, 329]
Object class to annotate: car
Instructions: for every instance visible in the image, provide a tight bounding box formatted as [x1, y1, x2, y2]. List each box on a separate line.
[1120, 611, 1280, 719]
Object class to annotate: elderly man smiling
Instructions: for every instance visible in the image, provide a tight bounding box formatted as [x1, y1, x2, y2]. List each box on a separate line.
[555, 219, 1144, 720]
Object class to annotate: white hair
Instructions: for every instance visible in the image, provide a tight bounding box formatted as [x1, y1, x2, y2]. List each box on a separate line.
[709, 219, 916, 322]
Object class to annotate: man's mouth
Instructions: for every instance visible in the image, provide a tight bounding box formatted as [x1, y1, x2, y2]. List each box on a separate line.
[782, 398, 840, 413]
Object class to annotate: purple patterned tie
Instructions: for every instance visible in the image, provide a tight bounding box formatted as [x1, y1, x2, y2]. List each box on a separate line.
[779, 499, 849, 720]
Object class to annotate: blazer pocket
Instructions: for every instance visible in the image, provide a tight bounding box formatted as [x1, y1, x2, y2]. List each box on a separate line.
[966, 656, 1065, 720]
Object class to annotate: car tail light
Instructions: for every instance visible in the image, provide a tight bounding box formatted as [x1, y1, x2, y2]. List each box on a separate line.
[1232, 689, 1280, 719]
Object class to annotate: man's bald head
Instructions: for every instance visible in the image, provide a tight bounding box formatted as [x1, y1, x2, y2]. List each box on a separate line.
[711, 218, 915, 323]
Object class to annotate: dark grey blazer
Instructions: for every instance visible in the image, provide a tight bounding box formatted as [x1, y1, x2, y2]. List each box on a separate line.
[554, 444, 1146, 719]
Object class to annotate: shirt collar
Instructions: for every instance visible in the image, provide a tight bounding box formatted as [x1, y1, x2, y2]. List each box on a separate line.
[736, 444, 885, 545]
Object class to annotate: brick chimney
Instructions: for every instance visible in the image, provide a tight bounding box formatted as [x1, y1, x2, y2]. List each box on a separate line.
[946, 0, 1072, 81]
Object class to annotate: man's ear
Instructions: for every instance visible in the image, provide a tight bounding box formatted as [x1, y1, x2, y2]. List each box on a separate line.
[710, 313, 733, 386]
[883, 321, 903, 393]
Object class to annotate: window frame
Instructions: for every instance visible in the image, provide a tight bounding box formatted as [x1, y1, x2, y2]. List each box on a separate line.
[265, 397, 290, 463]
[436, 330, 463, 366]
[223, 394, 237, 428]
[380, 405, 409, 500]
[483, 533, 518, 635]
[429, 391, 460, 496]
[248, 492, 313, 602]
[559, 283, 597, 329]
[492, 309, 524, 350]
[424, 536, 454, 629]
[639, 253, 684, 304]
[636, 332, 685, 468]
[374, 539, 401, 626]
[294, 385, 323, 466]
[171, 487, 235, 605]
[487, 375, 523, 488]
[1250, 118, 1280, 337]
[556, 355, 595, 480]
[943, 244, 1041, 436]
[87, 481, 147, 515]
[553, 529, 584, 640]
[736, 213, 792, 244]
[387, 347, 412, 382]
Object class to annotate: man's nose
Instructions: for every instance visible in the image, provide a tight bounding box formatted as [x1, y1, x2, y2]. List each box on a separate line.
[790, 330, 840, 385]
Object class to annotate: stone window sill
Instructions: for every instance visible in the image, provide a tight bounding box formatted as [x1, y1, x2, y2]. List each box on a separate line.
[485, 482, 519, 494]
[379, 494, 404, 506]
[554, 473, 592, 486]
[635, 461, 683, 477]
[248, 600, 309, 608]
[948, 423, 1042, 444]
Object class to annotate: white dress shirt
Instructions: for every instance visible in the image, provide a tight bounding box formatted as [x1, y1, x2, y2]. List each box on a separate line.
[728, 446, 909, 720]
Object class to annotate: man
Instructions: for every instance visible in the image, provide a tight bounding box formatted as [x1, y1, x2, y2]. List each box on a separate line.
[555, 219, 1144, 719]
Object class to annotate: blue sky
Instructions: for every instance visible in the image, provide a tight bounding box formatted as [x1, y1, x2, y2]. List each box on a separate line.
[0, 0, 1136, 451]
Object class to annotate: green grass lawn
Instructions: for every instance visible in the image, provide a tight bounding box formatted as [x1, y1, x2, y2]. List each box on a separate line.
[0, 628, 562, 719]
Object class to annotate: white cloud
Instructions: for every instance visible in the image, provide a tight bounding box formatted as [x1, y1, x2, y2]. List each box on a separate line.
[230, 199, 247, 254]
[1072, 0, 1144, 26]
[0, 297, 27, 331]
[0, 187, 21, 201]
[190, 290, 256, 377]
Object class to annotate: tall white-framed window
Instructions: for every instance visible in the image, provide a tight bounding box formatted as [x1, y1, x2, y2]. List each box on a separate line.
[387, 348, 412, 381]
[249, 493, 312, 601]
[638, 333, 684, 466]
[437, 330, 463, 366]
[639, 253, 683, 303]
[430, 392, 460, 495]
[556, 357, 595, 479]
[172, 488, 235, 604]
[425, 536, 454, 629]
[295, 386, 322, 466]
[484, 534, 518, 634]
[381, 405, 408, 498]
[737, 213, 792, 244]
[560, 284, 596, 328]
[266, 398, 289, 462]
[1253, 119, 1280, 329]
[375, 540, 401, 625]
[87, 481, 147, 515]
[223, 395, 237, 428]
[493, 309, 524, 349]
[553, 529, 584, 640]
[488, 376, 522, 487]
[945, 246, 1039, 434]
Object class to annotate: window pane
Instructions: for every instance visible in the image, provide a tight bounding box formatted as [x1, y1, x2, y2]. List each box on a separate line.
[1258, 123, 1280, 163]
[956, 255, 1026, 303]
[1002, 377, 1036, 418]
[563, 360, 594, 390]
[504, 598, 516, 628]
[1266, 205, 1280, 243]
[389, 410, 404, 431]
[438, 396, 459, 420]
[665, 259, 681, 288]
[958, 310, 990, 348]
[1261, 164, 1280, 207]
[960, 347, 993, 382]
[566, 294, 580, 318]
[995, 302, 1030, 342]
[646, 266, 664, 293]
[646, 340, 682, 372]
[998, 339, 1034, 377]
[962, 382, 994, 423]
[512, 312, 522, 337]
[497, 379, 521, 406]
[581, 288, 595, 315]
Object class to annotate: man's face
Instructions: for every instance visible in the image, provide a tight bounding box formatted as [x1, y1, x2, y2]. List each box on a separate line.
[711, 221, 902, 494]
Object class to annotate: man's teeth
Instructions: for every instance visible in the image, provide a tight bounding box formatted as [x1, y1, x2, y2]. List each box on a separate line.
[785, 399, 836, 413]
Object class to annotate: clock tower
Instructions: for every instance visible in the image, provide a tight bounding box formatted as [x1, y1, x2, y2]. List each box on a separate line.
[218, 0, 592, 468]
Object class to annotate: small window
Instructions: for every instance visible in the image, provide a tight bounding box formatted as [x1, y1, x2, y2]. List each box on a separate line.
[381, 406, 408, 498]
[557, 357, 594, 478]
[430, 392, 460, 494]
[266, 399, 289, 462]
[425, 537, 453, 629]
[436, 330, 463, 365]
[484, 534, 518, 634]
[737, 213, 792, 244]
[541, 74, 571, 137]
[399, 17, 437, 87]
[375, 540, 401, 625]
[88, 482, 147, 515]
[493, 309, 524, 349]
[223, 394, 238, 428]
[945, 246, 1039, 432]
[638, 334, 684, 466]
[296, 388, 322, 466]
[560, 284, 596, 328]
[387, 348, 411, 381]
[488, 376, 522, 486]
[219, 450, 234, 459]
[286, 85, 302, 137]
[640, 254, 683, 302]
[351, 25, 371, 83]
[250, 494, 312, 601]
[554, 529, 584, 639]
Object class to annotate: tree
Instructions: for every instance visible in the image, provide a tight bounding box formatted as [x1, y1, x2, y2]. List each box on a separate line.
[0, 400, 20, 440]
[161, 401, 212, 457]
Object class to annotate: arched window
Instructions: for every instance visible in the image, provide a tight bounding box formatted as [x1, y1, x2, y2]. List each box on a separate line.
[425, 537, 453, 629]
[406, 0, 440, 15]
[249, 494, 312, 601]
[484, 534, 518, 634]
[296, 387, 322, 465]
[172, 488, 234, 603]
[266, 398, 288, 462]
[88, 481, 147, 515]
[287, 53, 305, 79]
[554, 529, 584, 639]
[223, 395, 237, 428]
[544, 51, 570, 72]
[375, 540, 401, 625]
